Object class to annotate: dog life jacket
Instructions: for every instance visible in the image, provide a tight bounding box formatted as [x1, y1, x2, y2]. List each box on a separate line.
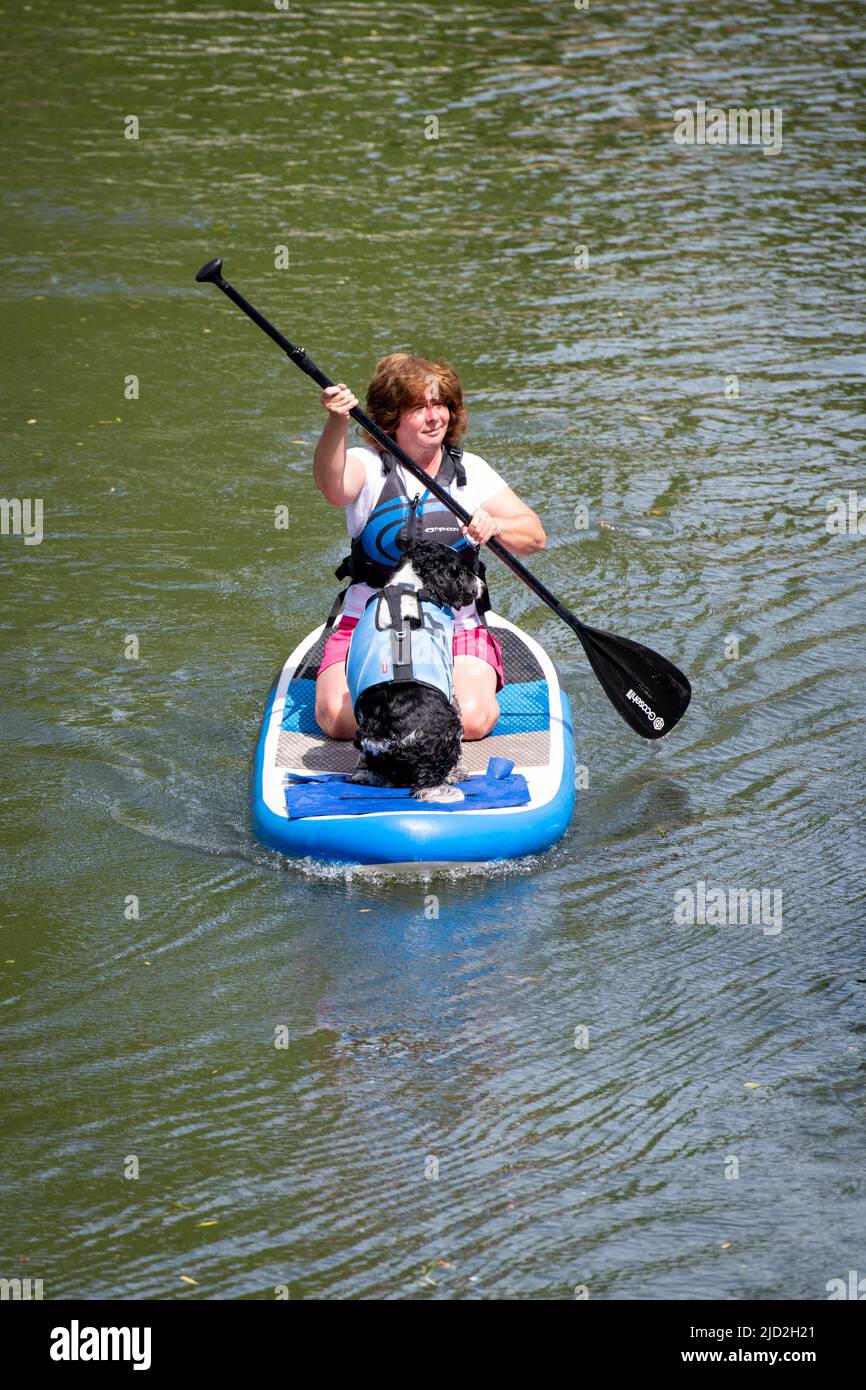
[346, 585, 454, 713]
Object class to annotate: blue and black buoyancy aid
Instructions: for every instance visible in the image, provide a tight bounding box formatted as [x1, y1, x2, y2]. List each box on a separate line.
[346, 584, 454, 712]
[335, 444, 491, 605]
[293, 444, 491, 684]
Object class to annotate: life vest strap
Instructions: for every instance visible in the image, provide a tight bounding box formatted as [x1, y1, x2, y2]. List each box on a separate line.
[390, 623, 414, 683]
[292, 586, 348, 683]
[380, 445, 467, 490]
[378, 583, 422, 631]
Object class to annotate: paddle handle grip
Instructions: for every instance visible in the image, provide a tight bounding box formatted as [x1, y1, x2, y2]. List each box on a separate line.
[197, 258, 333, 388]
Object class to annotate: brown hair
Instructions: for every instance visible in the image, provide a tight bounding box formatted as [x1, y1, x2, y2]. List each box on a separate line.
[360, 353, 468, 451]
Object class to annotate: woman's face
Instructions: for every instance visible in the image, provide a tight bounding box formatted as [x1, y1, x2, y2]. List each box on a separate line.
[395, 393, 450, 457]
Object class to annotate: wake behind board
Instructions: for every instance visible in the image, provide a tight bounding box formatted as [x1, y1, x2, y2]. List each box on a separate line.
[252, 613, 575, 867]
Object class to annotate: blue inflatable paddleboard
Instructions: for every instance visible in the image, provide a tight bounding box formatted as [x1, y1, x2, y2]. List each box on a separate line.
[252, 612, 575, 868]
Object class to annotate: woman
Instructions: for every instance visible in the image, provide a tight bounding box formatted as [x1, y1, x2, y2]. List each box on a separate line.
[312, 353, 546, 741]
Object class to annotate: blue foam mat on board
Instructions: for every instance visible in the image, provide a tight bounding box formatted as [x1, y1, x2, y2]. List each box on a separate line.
[284, 757, 530, 819]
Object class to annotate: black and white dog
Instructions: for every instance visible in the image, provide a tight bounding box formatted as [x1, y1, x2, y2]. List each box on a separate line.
[349, 540, 485, 801]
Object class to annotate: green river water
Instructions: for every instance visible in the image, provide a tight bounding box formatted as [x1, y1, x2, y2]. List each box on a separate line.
[2, 0, 864, 1299]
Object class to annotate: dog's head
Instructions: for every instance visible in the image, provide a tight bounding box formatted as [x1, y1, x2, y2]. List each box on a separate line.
[397, 539, 485, 612]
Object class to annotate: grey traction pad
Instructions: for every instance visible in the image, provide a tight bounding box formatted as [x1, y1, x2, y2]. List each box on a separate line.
[275, 625, 552, 775]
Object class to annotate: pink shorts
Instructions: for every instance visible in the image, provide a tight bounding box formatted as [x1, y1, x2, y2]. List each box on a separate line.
[318, 615, 504, 692]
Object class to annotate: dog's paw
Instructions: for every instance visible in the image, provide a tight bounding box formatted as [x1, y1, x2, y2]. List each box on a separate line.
[414, 784, 465, 804]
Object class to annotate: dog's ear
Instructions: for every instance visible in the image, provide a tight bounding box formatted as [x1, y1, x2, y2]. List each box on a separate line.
[455, 570, 485, 609]
[427, 553, 479, 611]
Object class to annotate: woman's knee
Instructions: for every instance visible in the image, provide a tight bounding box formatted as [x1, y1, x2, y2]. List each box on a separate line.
[315, 678, 357, 738]
[459, 696, 499, 741]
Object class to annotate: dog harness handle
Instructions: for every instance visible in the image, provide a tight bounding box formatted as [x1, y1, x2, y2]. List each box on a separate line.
[346, 587, 455, 713]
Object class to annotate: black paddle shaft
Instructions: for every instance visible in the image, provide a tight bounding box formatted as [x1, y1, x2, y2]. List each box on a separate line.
[195, 257, 691, 739]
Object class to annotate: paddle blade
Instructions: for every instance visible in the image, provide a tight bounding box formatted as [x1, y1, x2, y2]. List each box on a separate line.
[575, 622, 691, 739]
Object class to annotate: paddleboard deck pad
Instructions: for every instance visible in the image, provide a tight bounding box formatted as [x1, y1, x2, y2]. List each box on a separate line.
[252, 613, 575, 866]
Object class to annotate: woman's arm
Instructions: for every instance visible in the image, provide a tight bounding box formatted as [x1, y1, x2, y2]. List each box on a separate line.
[312, 384, 367, 506]
[461, 485, 546, 556]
